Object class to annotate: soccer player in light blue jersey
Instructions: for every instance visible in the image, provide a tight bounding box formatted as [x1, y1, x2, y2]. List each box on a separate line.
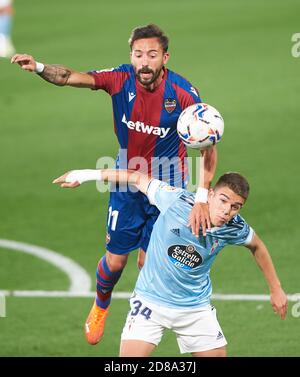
[53, 169, 288, 357]
[0, 0, 15, 58]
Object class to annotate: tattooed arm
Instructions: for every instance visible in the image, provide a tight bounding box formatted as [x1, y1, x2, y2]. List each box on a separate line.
[11, 53, 95, 88]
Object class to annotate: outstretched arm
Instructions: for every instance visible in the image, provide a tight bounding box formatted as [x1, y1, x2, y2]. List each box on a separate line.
[245, 233, 288, 320]
[11, 53, 95, 88]
[53, 169, 152, 195]
[189, 145, 218, 236]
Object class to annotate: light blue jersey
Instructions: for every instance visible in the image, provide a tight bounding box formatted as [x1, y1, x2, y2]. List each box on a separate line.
[134, 180, 254, 309]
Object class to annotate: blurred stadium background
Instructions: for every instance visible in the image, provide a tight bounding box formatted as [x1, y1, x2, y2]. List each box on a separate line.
[0, 0, 300, 356]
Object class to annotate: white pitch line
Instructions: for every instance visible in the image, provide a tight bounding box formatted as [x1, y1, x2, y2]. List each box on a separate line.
[1, 239, 299, 303]
[0, 290, 299, 302]
[0, 239, 92, 292]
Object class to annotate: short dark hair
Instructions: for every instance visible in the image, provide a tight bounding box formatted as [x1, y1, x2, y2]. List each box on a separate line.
[128, 24, 169, 52]
[214, 172, 250, 200]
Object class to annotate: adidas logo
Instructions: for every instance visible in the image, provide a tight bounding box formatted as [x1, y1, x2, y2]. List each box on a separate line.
[216, 331, 224, 340]
[171, 228, 180, 237]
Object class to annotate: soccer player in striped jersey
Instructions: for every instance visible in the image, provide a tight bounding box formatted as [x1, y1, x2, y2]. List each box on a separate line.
[12, 24, 217, 345]
[54, 168, 288, 357]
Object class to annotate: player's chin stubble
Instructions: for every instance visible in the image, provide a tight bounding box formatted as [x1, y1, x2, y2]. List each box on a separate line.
[136, 67, 162, 86]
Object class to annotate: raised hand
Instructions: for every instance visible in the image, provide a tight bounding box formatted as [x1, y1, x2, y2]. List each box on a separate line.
[11, 53, 37, 72]
[53, 172, 81, 188]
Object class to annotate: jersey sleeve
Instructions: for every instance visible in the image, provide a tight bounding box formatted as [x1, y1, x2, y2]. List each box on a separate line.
[88, 65, 130, 96]
[226, 216, 254, 246]
[178, 84, 201, 109]
[168, 70, 201, 110]
[147, 179, 185, 214]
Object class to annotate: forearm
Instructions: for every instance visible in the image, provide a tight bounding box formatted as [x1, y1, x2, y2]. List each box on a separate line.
[38, 64, 73, 86]
[194, 146, 217, 203]
[199, 146, 217, 189]
[56, 169, 152, 194]
[252, 242, 282, 291]
[101, 169, 151, 194]
[246, 235, 287, 319]
[11, 53, 95, 87]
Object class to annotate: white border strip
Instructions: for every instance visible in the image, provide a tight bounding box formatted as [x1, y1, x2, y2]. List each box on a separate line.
[0, 290, 299, 302]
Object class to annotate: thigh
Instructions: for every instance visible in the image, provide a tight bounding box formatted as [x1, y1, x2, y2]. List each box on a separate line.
[119, 340, 156, 357]
[192, 346, 226, 357]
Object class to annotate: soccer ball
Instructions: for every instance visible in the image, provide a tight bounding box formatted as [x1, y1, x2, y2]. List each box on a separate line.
[177, 103, 224, 149]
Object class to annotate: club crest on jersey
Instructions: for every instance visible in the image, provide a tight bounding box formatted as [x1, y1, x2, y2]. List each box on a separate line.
[210, 239, 219, 255]
[164, 99, 177, 113]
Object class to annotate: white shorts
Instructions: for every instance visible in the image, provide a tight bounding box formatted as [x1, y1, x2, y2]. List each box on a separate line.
[121, 293, 227, 354]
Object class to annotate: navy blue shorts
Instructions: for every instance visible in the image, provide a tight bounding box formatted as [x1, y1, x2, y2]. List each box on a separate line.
[105, 185, 160, 255]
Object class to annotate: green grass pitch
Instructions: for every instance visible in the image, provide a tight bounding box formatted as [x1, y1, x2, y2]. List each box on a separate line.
[0, 0, 300, 356]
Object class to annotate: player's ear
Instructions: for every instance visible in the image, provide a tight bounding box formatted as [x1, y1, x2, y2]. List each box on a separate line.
[163, 52, 170, 65]
[207, 188, 215, 203]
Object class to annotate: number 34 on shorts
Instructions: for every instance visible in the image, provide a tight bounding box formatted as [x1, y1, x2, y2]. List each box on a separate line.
[130, 299, 152, 320]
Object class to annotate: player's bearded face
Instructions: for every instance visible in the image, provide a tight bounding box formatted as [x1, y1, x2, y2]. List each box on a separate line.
[131, 38, 170, 87]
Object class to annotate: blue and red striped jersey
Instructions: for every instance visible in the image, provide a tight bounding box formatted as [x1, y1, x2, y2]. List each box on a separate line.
[90, 64, 201, 187]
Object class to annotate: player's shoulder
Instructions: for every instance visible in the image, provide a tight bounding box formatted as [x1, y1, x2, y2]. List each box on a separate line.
[160, 184, 195, 209]
[147, 180, 187, 213]
[224, 214, 254, 245]
[227, 214, 248, 229]
[112, 64, 135, 74]
[93, 64, 134, 75]
[177, 189, 195, 207]
[221, 214, 251, 240]
[154, 180, 185, 195]
[211, 214, 249, 239]
[148, 180, 186, 201]
[166, 68, 199, 96]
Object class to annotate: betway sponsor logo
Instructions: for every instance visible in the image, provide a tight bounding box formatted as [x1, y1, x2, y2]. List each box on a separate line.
[122, 115, 170, 139]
